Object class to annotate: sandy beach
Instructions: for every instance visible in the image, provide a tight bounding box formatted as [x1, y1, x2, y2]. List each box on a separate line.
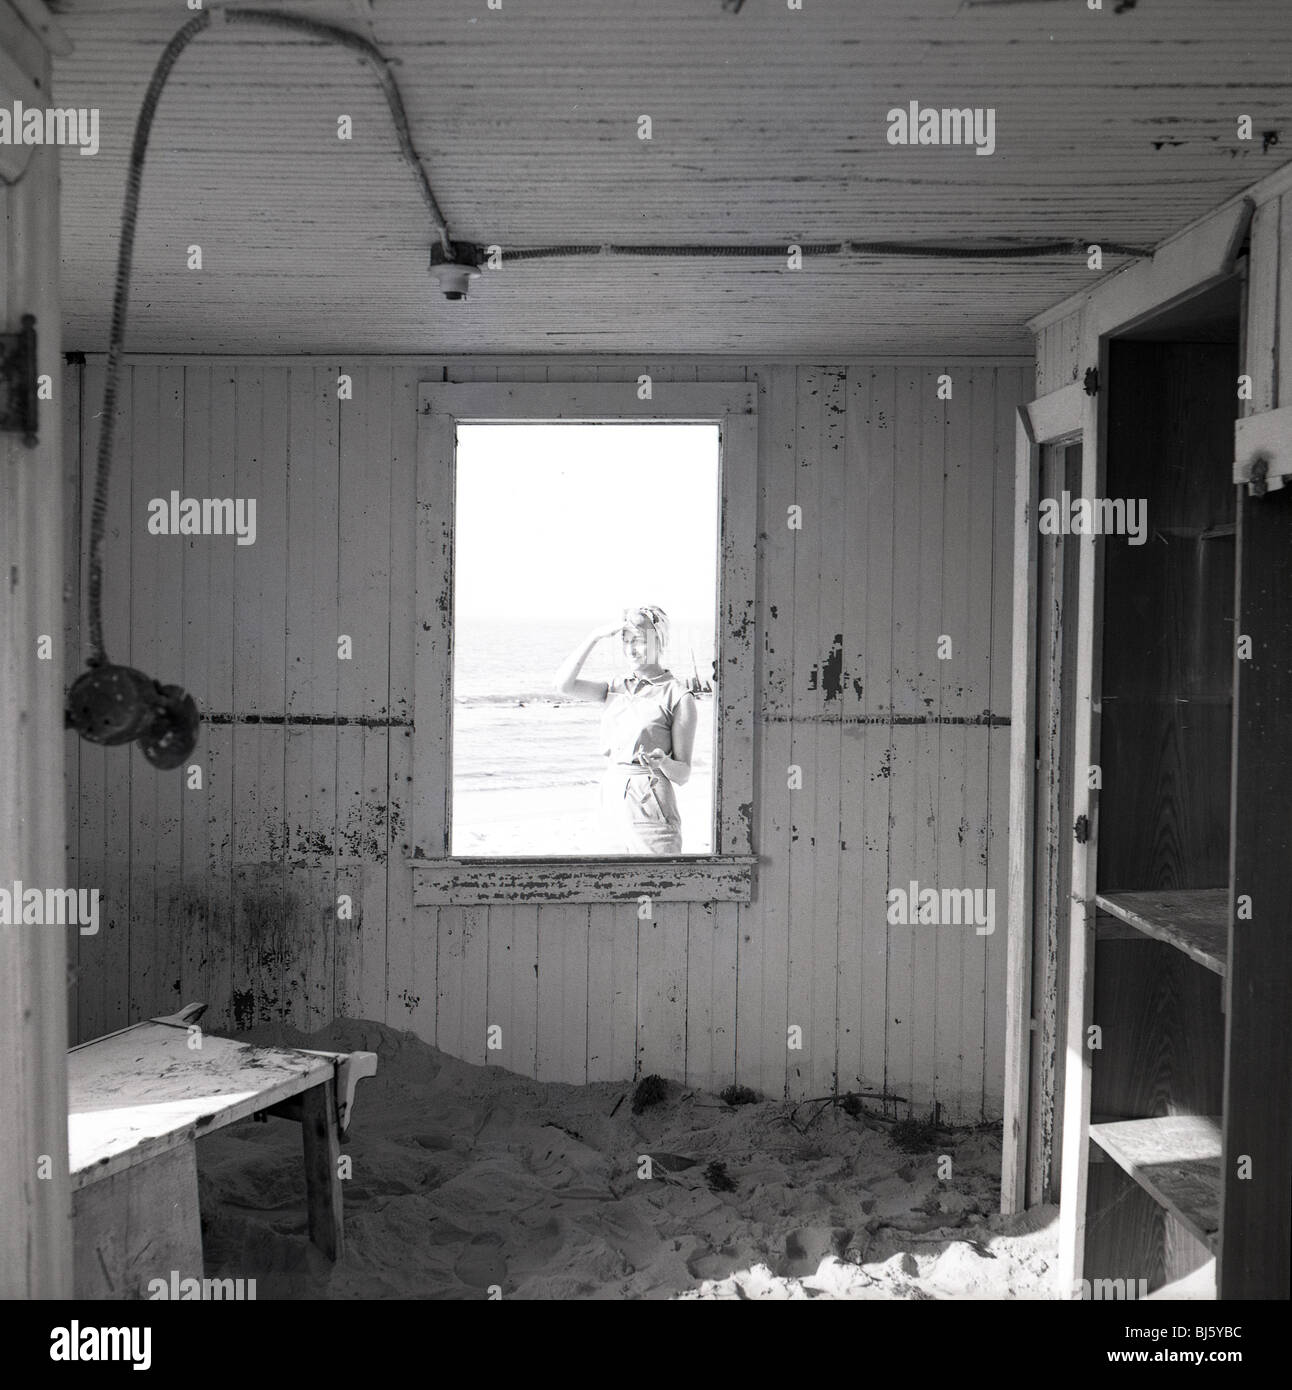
[197, 1019, 1059, 1300]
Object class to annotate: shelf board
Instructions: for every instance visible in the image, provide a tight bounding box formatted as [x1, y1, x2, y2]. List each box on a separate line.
[1089, 1115, 1222, 1251]
[1094, 888, 1229, 976]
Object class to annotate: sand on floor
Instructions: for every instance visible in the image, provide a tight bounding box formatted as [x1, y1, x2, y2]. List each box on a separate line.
[197, 1019, 1060, 1300]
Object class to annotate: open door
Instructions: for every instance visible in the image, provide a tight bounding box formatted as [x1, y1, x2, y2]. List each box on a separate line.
[1026, 438, 1082, 1207]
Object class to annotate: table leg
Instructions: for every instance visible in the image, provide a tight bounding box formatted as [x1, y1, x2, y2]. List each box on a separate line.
[300, 1081, 344, 1260]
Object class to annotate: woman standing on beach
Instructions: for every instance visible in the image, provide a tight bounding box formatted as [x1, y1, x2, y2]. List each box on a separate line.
[554, 606, 697, 854]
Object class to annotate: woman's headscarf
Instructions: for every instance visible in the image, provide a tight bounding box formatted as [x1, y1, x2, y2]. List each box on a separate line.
[624, 605, 670, 653]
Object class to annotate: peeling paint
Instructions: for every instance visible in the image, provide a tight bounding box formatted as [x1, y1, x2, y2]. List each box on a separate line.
[231, 989, 255, 1031]
[764, 712, 1010, 726]
[203, 712, 413, 728]
[821, 634, 844, 701]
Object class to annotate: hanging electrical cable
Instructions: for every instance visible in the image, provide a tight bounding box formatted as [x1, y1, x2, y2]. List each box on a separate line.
[468, 237, 1154, 264]
[68, 6, 458, 770]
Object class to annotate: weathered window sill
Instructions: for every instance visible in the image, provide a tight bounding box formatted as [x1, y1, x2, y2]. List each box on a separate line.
[407, 856, 757, 906]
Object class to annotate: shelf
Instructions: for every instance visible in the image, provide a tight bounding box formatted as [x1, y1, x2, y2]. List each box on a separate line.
[1094, 889, 1228, 976]
[1089, 1116, 1222, 1252]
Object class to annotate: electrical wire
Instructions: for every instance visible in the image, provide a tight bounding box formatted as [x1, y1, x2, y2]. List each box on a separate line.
[489, 238, 1152, 263]
[86, 6, 451, 667]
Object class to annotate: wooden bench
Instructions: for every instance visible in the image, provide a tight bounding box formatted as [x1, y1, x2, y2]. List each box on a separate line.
[68, 1004, 377, 1299]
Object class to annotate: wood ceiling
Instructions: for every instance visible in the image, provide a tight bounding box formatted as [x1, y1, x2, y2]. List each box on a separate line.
[47, 0, 1292, 357]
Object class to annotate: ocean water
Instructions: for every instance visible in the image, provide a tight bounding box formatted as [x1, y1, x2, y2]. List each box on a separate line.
[452, 616, 716, 854]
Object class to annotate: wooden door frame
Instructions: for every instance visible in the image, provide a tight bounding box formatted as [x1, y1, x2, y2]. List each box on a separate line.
[1004, 381, 1085, 1216]
[0, 0, 74, 1298]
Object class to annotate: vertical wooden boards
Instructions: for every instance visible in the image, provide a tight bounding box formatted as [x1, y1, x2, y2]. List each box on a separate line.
[70, 363, 106, 1041]
[152, 368, 188, 1022]
[486, 905, 539, 1077]
[229, 363, 267, 1031]
[860, 368, 896, 1100]
[126, 364, 190, 1024]
[885, 370, 924, 1111]
[535, 906, 589, 1083]
[1035, 310, 1085, 397]
[283, 367, 337, 1032]
[986, 369, 1026, 1118]
[636, 903, 688, 1083]
[381, 369, 425, 1034]
[204, 368, 238, 1031]
[935, 366, 973, 1124]
[715, 377, 758, 860]
[338, 365, 394, 1023]
[412, 400, 454, 860]
[80, 360, 132, 1038]
[814, 369, 846, 1099]
[179, 365, 213, 1021]
[231, 364, 288, 1030]
[912, 368, 946, 1115]
[587, 903, 638, 1083]
[125, 366, 162, 1022]
[392, 905, 438, 1043]
[835, 369, 869, 1104]
[684, 901, 738, 1091]
[785, 366, 822, 1101]
[436, 905, 489, 1066]
[1223, 190, 1292, 1300]
[958, 370, 998, 1125]
[737, 364, 793, 1098]
[785, 364, 844, 1100]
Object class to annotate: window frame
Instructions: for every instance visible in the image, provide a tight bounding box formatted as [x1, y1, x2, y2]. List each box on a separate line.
[409, 380, 758, 905]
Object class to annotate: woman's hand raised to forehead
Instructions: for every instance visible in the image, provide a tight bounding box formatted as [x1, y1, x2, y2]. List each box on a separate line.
[591, 619, 628, 640]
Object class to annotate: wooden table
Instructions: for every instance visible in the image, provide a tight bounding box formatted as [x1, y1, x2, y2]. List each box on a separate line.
[68, 1007, 376, 1299]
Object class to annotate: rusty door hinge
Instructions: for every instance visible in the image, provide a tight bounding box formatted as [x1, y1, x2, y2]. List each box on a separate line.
[1083, 367, 1099, 397]
[1074, 813, 1090, 845]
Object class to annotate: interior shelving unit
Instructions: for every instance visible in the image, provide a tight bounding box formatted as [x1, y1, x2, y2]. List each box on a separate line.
[1088, 1115, 1222, 1254]
[1094, 891, 1228, 978]
[1072, 308, 1241, 1296]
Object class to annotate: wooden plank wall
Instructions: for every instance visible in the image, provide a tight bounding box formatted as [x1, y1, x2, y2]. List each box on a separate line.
[1035, 308, 1086, 397]
[0, 1, 72, 1299]
[63, 356, 1027, 1120]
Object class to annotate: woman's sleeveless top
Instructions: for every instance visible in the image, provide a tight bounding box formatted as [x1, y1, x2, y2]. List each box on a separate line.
[600, 670, 692, 763]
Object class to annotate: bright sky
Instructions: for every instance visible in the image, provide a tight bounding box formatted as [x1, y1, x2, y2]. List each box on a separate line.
[454, 423, 721, 624]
